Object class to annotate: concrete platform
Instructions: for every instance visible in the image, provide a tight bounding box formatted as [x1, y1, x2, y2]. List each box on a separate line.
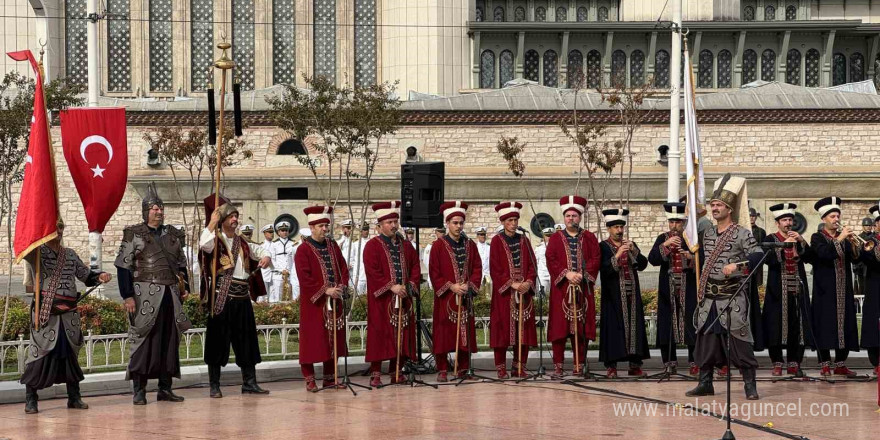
[0, 361, 877, 440]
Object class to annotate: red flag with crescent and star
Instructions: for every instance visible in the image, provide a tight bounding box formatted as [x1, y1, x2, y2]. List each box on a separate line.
[7, 50, 59, 263]
[60, 107, 128, 233]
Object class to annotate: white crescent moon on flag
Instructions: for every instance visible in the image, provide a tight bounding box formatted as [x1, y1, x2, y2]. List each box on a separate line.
[79, 135, 114, 164]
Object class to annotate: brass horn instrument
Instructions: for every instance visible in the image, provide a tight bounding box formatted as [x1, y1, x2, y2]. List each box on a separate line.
[835, 222, 875, 252]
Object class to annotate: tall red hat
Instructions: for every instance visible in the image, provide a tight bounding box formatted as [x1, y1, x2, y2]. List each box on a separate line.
[559, 195, 587, 215]
[440, 201, 468, 221]
[371, 201, 401, 222]
[303, 205, 333, 225]
[494, 201, 523, 221]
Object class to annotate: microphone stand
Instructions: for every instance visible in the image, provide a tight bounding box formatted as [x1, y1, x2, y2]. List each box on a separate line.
[701, 248, 772, 440]
[316, 288, 372, 395]
[378, 284, 438, 389]
[455, 287, 500, 386]
[517, 285, 548, 382]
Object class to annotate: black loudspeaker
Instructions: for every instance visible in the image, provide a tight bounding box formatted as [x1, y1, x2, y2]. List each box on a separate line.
[401, 162, 445, 228]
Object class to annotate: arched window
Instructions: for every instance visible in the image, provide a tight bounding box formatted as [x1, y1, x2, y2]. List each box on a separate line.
[717, 50, 732, 88]
[568, 50, 584, 88]
[698, 49, 713, 88]
[577, 6, 587, 22]
[765, 5, 776, 21]
[354, 0, 377, 87]
[654, 49, 670, 87]
[191, 0, 213, 91]
[535, 7, 546, 21]
[805, 49, 820, 87]
[277, 138, 307, 155]
[149, 0, 173, 92]
[480, 50, 495, 88]
[832, 53, 846, 85]
[598, 7, 608, 22]
[850, 53, 865, 82]
[494, 6, 505, 21]
[743, 6, 755, 21]
[314, 0, 337, 82]
[514, 6, 525, 22]
[500, 50, 515, 86]
[586, 50, 602, 88]
[106, 0, 131, 91]
[475, 1, 484, 22]
[630, 50, 645, 86]
[785, 5, 797, 21]
[742, 49, 757, 84]
[543, 50, 558, 87]
[273, 0, 296, 86]
[611, 50, 626, 87]
[785, 49, 801, 85]
[525, 49, 540, 81]
[556, 6, 567, 22]
[761, 49, 776, 81]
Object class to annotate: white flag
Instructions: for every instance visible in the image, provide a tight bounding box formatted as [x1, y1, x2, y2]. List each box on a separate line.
[683, 45, 704, 252]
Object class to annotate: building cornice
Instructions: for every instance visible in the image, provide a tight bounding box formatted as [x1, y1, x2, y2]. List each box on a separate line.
[467, 20, 877, 34]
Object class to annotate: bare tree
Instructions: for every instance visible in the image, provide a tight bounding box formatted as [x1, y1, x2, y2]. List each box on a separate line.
[267, 75, 401, 314]
[495, 135, 539, 217]
[0, 72, 83, 341]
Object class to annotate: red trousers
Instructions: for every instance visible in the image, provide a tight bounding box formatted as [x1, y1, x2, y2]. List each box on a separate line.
[435, 351, 470, 373]
[370, 357, 408, 374]
[552, 335, 586, 365]
[301, 361, 335, 379]
[493, 346, 529, 367]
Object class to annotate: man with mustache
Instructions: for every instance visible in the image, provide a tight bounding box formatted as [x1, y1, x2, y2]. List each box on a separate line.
[598, 208, 650, 378]
[295, 206, 349, 391]
[761, 203, 813, 377]
[489, 202, 538, 378]
[199, 195, 273, 397]
[545, 196, 600, 379]
[21, 218, 111, 413]
[648, 202, 698, 376]
[363, 201, 421, 386]
[811, 196, 860, 377]
[429, 201, 483, 381]
[115, 183, 193, 405]
[687, 175, 763, 400]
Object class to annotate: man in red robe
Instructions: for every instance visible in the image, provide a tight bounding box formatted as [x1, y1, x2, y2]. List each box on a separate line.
[546, 195, 601, 379]
[489, 201, 538, 379]
[429, 201, 483, 382]
[363, 201, 421, 387]
[295, 206, 349, 392]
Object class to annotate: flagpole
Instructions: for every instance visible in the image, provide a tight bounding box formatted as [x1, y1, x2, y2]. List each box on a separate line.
[667, 0, 682, 203]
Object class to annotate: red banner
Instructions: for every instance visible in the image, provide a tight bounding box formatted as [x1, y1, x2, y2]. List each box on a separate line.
[7, 50, 59, 263]
[60, 108, 128, 233]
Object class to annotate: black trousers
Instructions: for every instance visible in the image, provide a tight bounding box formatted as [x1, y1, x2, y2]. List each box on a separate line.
[204, 296, 262, 368]
[817, 349, 849, 364]
[603, 356, 644, 369]
[129, 292, 181, 381]
[658, 344, 695, 364]
[869, 347, 879, 367]
[20, 320, 84, 390]
[694, 331, 759, 370]
[769, 345, 805, 364]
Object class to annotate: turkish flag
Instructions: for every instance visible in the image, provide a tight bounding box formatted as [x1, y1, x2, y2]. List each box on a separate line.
[7, 50, 59, 263]
[60, 108, 128, 233]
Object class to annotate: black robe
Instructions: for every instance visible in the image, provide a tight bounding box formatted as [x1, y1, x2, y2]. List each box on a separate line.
[810, 231, 860, 351]
[761, 233, 815, 349]
[648, 233, 697, 347]
[860, 239, 880, 349]
[598, 241, 650, 363]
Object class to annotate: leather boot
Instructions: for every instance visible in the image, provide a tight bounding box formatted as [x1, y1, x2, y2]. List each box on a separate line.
[24, 385, 38, 414]
[686, 368, 715, 397]
[157, 375, 185, 402]
[742, 368, 760, 400]
[132, 376, 147, 405]
[66, 382, 89, 409]
[208, 365, 223, 398]
[240, 366, 269, 394]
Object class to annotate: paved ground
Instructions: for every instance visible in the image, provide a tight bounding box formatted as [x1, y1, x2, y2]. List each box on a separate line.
[0, 368, 877, 440]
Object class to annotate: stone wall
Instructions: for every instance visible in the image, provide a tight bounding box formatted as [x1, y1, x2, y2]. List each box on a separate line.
[1, 119, 878, 275]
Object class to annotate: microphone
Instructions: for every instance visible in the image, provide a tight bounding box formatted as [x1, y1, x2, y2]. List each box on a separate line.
[760, 242, 795, 249]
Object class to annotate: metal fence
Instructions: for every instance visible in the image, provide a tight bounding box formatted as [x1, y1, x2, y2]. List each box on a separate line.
[0, 315, 658, 378]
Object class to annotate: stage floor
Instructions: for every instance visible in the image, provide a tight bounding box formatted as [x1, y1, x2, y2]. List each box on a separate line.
[1, 371, 877, 440]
